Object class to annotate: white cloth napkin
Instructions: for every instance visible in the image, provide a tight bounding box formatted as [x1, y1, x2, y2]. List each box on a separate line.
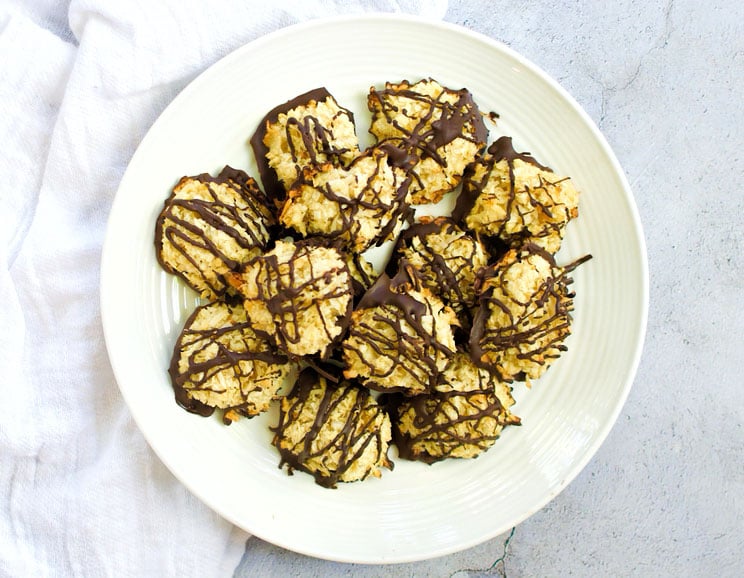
[0, 1, 447, 575]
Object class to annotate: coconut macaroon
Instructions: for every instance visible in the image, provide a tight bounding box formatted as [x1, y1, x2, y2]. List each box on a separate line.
[367, 78, 488, 205]
[385, 387, 521, 464]
[454, 136, 580, 254]
[470, 243, 590, 383]
[392, 217, 490, 319]
[342, 267, 458, 396]
[169, 300, 295, 424]
[272, 369, 393, 488]
[155, 166, 274, 300]
[279, 147, 411, 253]
[251, 87, 359, 206]
[229, 240, 353, 358]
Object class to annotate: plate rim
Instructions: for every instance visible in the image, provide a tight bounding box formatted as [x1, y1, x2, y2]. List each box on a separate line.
[100, 13, 649, 564]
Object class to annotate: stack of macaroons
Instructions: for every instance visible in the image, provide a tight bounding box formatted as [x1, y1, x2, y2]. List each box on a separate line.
[154, 79, 589, 487]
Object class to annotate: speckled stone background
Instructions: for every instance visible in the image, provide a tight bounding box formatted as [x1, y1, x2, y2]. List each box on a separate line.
[234, 1, 744, 576]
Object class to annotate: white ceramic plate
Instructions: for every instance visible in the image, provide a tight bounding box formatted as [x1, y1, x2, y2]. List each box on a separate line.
[101, 15, 648, 564]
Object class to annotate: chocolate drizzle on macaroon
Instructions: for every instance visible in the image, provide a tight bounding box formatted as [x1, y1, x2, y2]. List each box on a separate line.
[390, 216, 489, 325]
[342, 265, 457, 395]
[453, 136, 550, 223]
[231, 240, 355, 359]
[453, 136, 579, 253]
[155, 166, 274, 299]
[279, 147, 413, 253]
[383, 387, 520, 464]
[469, 243, 591, 382]
[272, 368, 393, 488]
[169, 300, 292, 423]
[251, 87, 358, 207]
[368, 78, 488, 204]
[301, 236, 380, 301]
[369, 80, 487, 165]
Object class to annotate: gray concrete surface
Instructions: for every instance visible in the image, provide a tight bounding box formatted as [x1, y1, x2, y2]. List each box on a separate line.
[234, 1, 744, 575]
